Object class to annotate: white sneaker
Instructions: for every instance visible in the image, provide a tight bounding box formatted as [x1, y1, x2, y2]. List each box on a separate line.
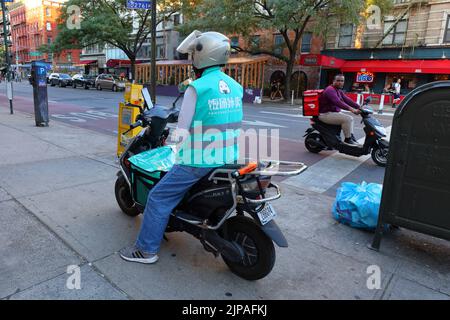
[119, 245, 159, 264]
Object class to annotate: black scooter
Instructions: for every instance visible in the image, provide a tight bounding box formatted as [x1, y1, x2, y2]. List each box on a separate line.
[303, 97, 389, 167]
[114, 89, 307, 280]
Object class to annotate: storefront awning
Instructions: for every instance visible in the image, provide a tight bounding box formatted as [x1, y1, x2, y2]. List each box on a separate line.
[79, 60, 97, 65]
[106, 59, 145, 68]
[341, 59, 450, 74]
[300, 54, 346, 69]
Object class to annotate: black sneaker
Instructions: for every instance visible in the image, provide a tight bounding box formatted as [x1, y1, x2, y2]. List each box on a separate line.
[119, 245, 159, 264]
[344, 138, 358, 145]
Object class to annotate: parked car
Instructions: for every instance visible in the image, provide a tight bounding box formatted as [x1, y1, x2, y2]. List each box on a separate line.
[72, 74, 96, 89]
[28, 72, 51, 85]
[95, 74, 126, 92]
[49, 73, 73, 87]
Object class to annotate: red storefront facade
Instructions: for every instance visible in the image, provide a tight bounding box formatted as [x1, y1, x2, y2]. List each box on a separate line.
[301, 53, 450, 105]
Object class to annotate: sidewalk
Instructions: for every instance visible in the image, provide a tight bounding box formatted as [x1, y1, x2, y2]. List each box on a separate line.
[0, 108, 449, 300]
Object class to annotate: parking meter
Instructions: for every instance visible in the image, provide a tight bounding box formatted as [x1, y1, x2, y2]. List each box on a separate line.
[31, 61, 49, 127]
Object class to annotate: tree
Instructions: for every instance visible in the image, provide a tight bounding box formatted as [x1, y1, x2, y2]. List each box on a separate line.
[50, 0, 183, 80]
[181, 0, 390, 100]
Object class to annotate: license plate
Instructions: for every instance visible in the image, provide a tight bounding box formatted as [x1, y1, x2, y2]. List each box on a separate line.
[257, 204, 277, 225]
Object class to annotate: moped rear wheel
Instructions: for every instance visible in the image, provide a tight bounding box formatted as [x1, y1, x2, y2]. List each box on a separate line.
[305, 133, 325, 154]
[221, 216, 275, 281]
[115, 175, 140, 217]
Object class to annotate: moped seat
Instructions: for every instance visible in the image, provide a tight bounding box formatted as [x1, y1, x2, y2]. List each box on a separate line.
[312, 118, 342, 132]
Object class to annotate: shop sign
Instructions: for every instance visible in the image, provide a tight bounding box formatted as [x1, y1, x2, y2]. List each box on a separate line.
[356, 71, 375, 83]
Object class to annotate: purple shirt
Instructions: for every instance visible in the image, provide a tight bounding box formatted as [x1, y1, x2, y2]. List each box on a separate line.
[318, 85, 360, 114]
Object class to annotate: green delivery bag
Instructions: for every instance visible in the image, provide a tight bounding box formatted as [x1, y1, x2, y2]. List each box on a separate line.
[128, 146, 176, 206]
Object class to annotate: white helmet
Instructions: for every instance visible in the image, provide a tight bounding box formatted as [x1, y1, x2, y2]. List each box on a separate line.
[177, 30, 231, 69]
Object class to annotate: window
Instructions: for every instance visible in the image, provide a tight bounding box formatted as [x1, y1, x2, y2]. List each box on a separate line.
[230, 36, 239, 54]
[385, 74, 418, 90]
[383, 20, 407, 45]
[156, 44, 165, 59]
[46, 22, 52, 31]
[338, 24, 353, 48]
[274, 34, 284, 55]
[249, 35, 260, 50]
[46, 8, 51, 17]
[138, 45, 150, 58]
[301, 32, 312, 52]
[173, 14, 180, 26]
[67, 52, 72, 62]
[47, 37, 52, 45]
[444, 16, 450, 43]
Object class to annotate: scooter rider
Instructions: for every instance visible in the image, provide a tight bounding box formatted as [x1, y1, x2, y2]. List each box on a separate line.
[318, 74, 361, 145]
[119, 31, 244, 264]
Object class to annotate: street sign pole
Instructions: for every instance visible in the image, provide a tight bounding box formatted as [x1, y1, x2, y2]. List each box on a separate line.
[1, 0, 13, 114]
[127, 0, 156, 104]
[150, 0, 156, 105]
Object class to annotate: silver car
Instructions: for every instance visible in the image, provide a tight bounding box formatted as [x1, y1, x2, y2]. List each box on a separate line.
[95, 74, 126, 92]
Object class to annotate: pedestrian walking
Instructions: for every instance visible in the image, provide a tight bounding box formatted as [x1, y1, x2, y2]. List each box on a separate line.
[392, 78, 401, 108]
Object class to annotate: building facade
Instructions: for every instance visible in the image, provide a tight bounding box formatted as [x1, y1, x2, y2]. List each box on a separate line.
[9, 0, 81, 72]
[89, 12, 183, 78]
[320, 0, 450, 96]
[228, 30, 323, 99]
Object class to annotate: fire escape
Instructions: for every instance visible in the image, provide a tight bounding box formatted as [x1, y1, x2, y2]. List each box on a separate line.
[373, 0, 426, 56]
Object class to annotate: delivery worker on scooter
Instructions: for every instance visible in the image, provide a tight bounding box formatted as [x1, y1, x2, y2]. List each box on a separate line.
[318, 74, 361, 145]
[119, 31, 244, 264]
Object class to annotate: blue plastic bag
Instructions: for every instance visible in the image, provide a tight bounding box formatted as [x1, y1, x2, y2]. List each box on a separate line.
[332, 181, 382, 230]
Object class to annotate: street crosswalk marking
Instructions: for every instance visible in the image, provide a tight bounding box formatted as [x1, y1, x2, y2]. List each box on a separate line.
[283, 127, 391, 193]
[260, 111, 304, 118]
[242, 120, 287, 128]
[261, 110, 395, 118]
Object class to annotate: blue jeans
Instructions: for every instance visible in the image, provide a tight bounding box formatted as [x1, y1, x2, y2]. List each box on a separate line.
[135, 165, 214, 254]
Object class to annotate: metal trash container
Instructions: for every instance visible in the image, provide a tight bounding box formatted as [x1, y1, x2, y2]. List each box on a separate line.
[370, 81, 450, 250]
[31, 61, 49, 127]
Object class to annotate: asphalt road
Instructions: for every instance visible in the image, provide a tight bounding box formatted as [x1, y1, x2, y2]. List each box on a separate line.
[2, 81, 394, 189]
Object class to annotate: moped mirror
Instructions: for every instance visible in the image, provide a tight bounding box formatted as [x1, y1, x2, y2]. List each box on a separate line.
[364, 96, 372, 104]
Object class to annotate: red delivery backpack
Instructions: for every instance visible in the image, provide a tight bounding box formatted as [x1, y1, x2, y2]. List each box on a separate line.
[302, 90, 323, 117]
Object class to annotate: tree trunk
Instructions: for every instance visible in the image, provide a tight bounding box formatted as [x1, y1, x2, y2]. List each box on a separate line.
[284, 58, 295, 102]
[130, 58, 136, 82]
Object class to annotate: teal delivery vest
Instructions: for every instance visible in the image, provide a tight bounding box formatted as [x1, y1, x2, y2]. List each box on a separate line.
[177, 66, 244, 167]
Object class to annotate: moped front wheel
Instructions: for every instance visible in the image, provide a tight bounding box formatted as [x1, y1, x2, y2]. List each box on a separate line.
[115, 175, 140, 217]
[371, 145, 388, 167]
[221, 216, 275, 281]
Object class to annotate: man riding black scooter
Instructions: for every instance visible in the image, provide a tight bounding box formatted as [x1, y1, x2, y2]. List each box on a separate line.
[318, 74, 361, 145]
[303, 74, 389, 167]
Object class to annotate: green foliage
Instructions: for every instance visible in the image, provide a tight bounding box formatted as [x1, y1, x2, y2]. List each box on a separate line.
[52, 0, 184, 63]
[181, 0, 392, 59]
[180, 0, 392, 97]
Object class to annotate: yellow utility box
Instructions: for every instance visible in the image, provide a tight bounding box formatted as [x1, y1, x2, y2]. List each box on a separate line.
[117, 84, 146, 157]
[124, 83, 144, 106]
